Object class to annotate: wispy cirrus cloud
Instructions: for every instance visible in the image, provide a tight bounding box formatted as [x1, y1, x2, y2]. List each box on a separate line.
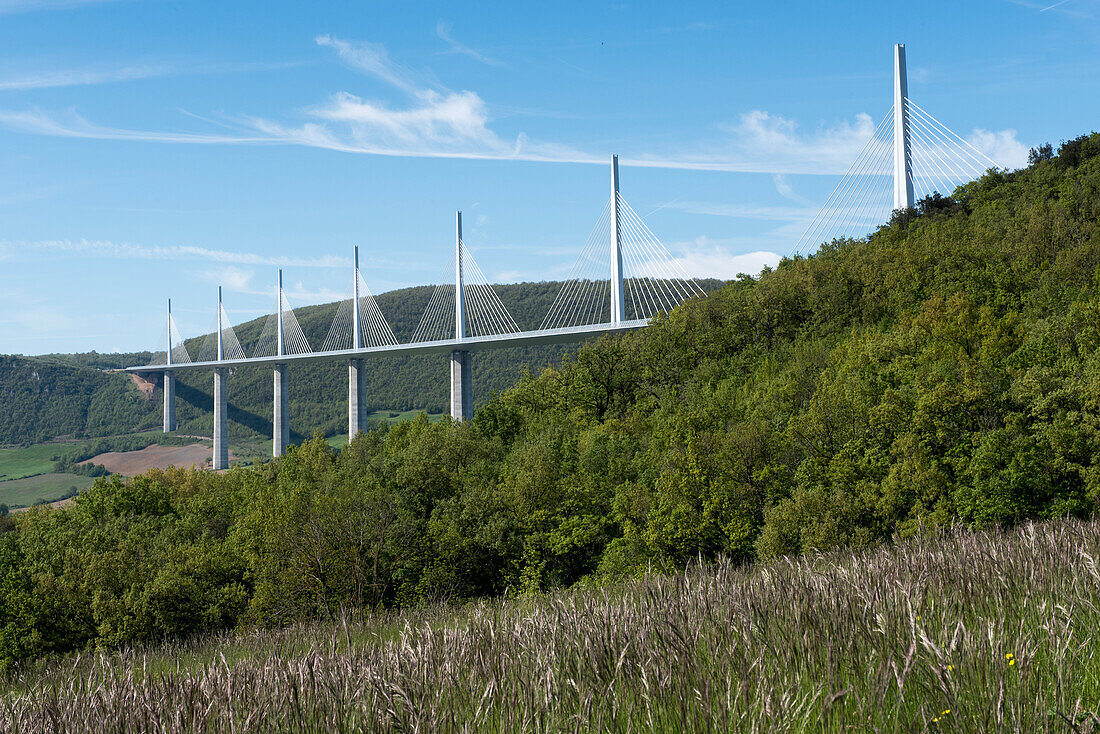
[435, 22, 503, 66]
[0, 238, 348, 268]
[316, 34, 430, 96]
[0, 59, 307, 92]
[0, 65, 166, 91]
[1000, 0, 1093, 16]
[0, 108, 270, 144]
[0, 0, 118, 13]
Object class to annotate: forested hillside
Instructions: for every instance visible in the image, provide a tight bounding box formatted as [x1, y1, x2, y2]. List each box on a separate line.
[1, 134, 1099, 666]
[0, 280, 721, 446]
[0, 356, 153, 444]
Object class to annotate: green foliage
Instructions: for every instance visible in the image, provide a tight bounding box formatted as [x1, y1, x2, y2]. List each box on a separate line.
[3, 134, 1100, 669]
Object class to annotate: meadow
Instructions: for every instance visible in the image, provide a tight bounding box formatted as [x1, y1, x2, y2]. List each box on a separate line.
[0, 473, 93, 509]
[2, 517, 1097, 733]
[0, 444, 66, 481]
[0, 442, 94, 508]
[0, 433, 206, 508]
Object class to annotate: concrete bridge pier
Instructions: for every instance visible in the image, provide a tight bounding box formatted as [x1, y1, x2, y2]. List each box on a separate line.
[163, 298, 177, 433]
[163, 371, 176, 432]
[271, 270, 291, 458]
[213, 367, 229, 470]
[450, 211, 473, 422]
[450, 349, 472, 421]
[348, 358, 367, 440]
[273, 364, 289, 457]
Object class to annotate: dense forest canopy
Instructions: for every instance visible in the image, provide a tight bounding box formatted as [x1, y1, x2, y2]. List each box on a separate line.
[1, 133, 1100, 668]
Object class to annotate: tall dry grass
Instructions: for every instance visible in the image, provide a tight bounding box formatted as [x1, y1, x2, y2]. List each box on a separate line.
[2, 518, 1099, 733]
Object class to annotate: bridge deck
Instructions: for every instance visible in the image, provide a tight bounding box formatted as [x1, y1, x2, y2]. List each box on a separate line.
[126, 319, 649, 373]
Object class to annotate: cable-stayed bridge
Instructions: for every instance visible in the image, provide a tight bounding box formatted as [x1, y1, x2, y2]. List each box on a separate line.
[126, 44, 1002, 469]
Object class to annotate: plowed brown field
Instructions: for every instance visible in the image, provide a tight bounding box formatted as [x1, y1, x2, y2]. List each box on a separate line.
[80, 444, 229, 475]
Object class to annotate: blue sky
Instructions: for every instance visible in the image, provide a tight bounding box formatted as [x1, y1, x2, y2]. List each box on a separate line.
[0, 0, 1095, 354]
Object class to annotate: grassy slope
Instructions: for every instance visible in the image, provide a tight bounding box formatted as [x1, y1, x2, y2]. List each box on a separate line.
[0, 445, 65, 481]
[3, 517, 1097, 732]
[0, 474, 93, 508]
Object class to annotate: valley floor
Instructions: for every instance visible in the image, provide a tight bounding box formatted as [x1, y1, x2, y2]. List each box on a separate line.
[2, 517, 1098, 733]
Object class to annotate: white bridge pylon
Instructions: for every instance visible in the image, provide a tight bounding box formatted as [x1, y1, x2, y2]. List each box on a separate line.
[196, 287, 247, 362]
[412, 213, 521, 344]
[793, 43, 1001, 256]
[254, 271, 312, 358]
[323, 247, 399, 352]
[543, 155, 704, 330]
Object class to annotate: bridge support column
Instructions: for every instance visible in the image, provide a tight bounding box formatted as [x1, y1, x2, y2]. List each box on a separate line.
[162, 371, 176, 432]
[611, 155, 625, 323]
[348, 358, 367, 440]
[273, 364, 289, 457]
[893, 43, 915, 210]
[212, 367, 229, 470]
[450, 349, 472, 421]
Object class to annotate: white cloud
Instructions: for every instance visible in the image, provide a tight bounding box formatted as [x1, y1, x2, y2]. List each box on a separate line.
[311, 89, 503, 155]
[3, 238, 348, 268]
[200, 266, 254, 293]
[287, 282, 346, 303]
[0, 65, 166, 91]
[436, 22, 502, 66]
[492, 269, 527, 282]
[650, 238, 782, 279]
[968, 128, 1028, 168]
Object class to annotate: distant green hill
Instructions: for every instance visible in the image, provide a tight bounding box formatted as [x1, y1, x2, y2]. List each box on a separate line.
[0, 280, 723, 446]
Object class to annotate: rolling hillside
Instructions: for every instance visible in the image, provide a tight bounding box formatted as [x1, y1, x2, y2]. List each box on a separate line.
[0, 280, 723, 446]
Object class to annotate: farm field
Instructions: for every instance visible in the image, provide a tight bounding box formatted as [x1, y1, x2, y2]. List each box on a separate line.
[0, 473, 94, 508]
[0, 444, 69, 481]
[2, 518, 1098, 732]
[81, 443, 214, 475]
